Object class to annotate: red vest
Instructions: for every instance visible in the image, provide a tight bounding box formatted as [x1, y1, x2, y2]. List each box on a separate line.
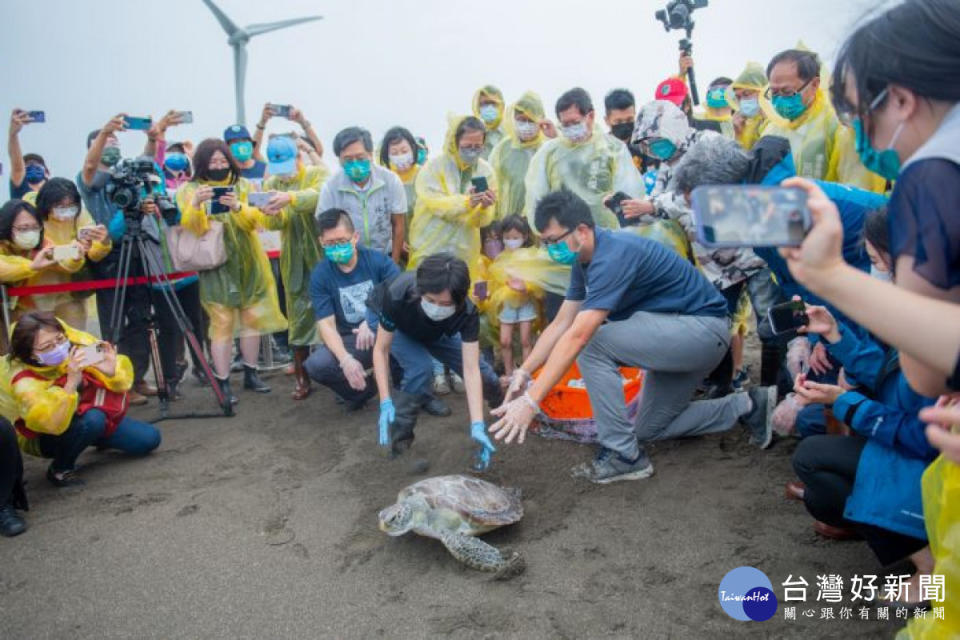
[12, 368, 128, 440]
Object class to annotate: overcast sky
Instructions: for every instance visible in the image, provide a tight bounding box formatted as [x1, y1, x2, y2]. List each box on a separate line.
[1, 0, 892, 198]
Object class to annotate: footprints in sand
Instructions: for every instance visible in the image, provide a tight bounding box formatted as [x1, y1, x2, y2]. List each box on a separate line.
[92, 492, 172, 516]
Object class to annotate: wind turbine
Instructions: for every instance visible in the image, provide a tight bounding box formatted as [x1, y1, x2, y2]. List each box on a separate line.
[201, 0, 322, 125]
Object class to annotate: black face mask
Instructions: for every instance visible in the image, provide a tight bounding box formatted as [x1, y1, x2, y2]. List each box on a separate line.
[207, 167, 231, 182]
[610, 122, 634, 142]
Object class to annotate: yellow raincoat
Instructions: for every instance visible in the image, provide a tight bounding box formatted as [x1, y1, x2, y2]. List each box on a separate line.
[407, 116, 498, 277]
[473, 85, 506, 160]
[524, 126, 643, 230]
[261, 164, 328, 346]
[176, 177, 287, 342]
[726, 62, 769, 150]
[896, 455, 960, 639]
[15, 195, 111, 326]
[760, 89, 886, 193]
[488, 91, 546, 221]
[484, 246, 569, 330]
[6, 319, 133, 456]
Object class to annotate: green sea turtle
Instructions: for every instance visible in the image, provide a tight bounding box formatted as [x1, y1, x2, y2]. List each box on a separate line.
[378, 475, 525, 579]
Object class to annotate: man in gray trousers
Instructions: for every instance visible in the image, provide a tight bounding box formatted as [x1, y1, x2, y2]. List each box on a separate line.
[490, 190, 776, 483]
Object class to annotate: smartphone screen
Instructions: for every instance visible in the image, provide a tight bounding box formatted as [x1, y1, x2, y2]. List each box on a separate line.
[52, 245, 81, 262]
[269, 104, 292, 118]
[210, 187, 234, 214]
[471, 176, 489, 193]
[175, 110, 193, 124]
[248, 192, 273, 209]
[768, 300, 809, 335]
[473, 281, 488, 300]
[123, 116, 153, 130]
[691, 185, 811, 248]
[77, 225, 98, 241]
[27, 111, 45, 123]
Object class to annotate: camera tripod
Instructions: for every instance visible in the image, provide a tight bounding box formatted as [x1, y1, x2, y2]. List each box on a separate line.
[108, 214, 234, 421]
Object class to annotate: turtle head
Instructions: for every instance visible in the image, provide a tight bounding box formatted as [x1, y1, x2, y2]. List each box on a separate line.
[378, 502, 414, 536]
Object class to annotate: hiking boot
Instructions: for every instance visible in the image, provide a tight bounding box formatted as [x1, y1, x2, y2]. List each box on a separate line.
[0, 503, 26, 537]
[243, 365, 271, 393]
[433, 372, 451, 395]
[216, 376, 239, 405]
[421, 394, 452, 417]
[743, 386, 776, 449]
[571, 446, 654, 484]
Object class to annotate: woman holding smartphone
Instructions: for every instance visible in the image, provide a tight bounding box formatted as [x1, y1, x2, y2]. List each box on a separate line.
[7, 311, 161, 487]
[176, 139, 287, 404]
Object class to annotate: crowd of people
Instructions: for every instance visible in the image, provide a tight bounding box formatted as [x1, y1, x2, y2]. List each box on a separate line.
[1, 0, 959, 634]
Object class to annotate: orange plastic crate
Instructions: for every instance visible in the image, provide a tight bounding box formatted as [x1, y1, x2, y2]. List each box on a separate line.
[534, 363, 644, 420]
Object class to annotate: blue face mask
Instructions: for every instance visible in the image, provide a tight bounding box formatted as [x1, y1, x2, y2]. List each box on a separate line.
[772, 93, 808, 121]
[24, 164, 46, 184]
[853, 118, 903, 181]
[706, 87, 729, 109]
[324, 242, 354, 264]
[738, 97, 760, 118]
[547, 239, 577, 265]
[164, 152, 189, 172]
[343, 158, 372, 183]
[230, 141, 254, 162]
[478, 104, 500, 124]
[417, 148, 427, 165]
[648, 139, 677, 161]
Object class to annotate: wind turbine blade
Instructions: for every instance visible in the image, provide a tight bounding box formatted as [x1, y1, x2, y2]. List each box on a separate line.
[233, 45, 248, 125]
[201, 0, 240, 35]
[245, 16, 323, 37]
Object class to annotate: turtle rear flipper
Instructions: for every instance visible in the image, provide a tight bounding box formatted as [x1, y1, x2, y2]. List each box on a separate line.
[440, 531, 525, 578]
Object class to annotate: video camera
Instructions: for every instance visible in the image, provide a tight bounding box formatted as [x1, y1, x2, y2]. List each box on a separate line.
[655, 0, 708, 38]
[105, 157, 176, 220]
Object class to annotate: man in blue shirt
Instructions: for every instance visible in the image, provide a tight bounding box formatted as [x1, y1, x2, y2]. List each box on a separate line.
[305, 208, 401, 410]
[490, 190, 776, 483]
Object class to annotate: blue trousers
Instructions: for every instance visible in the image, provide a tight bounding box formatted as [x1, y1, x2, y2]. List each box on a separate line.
[37, 409, 161, 472]
[391, 331, 499, 397]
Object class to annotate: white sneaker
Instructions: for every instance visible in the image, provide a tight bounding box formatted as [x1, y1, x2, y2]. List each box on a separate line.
[449, 371, 465, 393]
[433, 372, 451, 395]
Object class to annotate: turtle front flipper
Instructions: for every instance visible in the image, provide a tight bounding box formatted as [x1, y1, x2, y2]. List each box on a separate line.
[439, 532, 526, 579]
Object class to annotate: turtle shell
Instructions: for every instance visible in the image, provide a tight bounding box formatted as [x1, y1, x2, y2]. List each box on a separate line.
[398, 475, 523, 527]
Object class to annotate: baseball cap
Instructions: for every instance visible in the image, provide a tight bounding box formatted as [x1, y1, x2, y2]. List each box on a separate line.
[267, 136, 298, 175]
[223, 124, 252, 143]
[654, 78, 689, 107]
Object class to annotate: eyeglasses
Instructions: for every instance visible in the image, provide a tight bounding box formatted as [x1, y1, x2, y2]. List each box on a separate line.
[836, 87, 889, 127]
[540, 229, 574, 246]
[321, 239, 352, 248]
[764, 78, 813, 100]
[12, 225, 41, 233]
[459, 146, 483, 153]
[34, 334, 67, 354]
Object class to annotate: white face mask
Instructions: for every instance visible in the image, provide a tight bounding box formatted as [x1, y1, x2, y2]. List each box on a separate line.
[52, 205, 79, 221]
[421, 297, 456, 321]
[12, 230, 40, 251]
[503, 238, 524, 250]
[389, 152, 414, 171]
[561, 122, 589, 142]
[515, 121, 538, 141]
[870, 265, 893, 282]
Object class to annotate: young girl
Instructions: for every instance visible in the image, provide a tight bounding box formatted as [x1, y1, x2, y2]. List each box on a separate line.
[495, 215, 536, 378]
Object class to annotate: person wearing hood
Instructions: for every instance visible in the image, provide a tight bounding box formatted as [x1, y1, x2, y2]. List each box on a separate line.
[472, 86, 506, 160]
[488, 92, 554, 221]
[728, 62, 768, 150]
[762, 49, 886, 194]
[176, 139, 287, 404]
[259, 136, 329, 400]
[701, 77, 736, 140]
[407, 115, 497, 276]
[524, 88, 643, 230]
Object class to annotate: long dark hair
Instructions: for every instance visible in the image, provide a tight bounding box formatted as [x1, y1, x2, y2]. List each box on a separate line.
[379, 126, 418, 168]
[35, 177, 81, 220]
[192, 138, 240, 184]
[831, 0, 960, 118]
[0, 199, 45, 247]
[862, 206, 890, 256]
[9, 311, 64, 366]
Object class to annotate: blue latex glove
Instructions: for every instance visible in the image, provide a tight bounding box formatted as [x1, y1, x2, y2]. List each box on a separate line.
[470, 421, 496, 471]
[378, 399, 395, 447]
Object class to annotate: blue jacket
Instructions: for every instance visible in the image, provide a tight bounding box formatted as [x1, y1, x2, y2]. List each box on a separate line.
[750, 139, 888, 322]
[826, 323, 938, 540]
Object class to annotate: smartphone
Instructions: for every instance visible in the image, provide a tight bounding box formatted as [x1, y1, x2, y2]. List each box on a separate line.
[52, 245, 81, 262]
[123, 116, 153, 131]
[248, 191, 273, 209]
[77, 225, 98, 241]
[210, 187, 234, 214]
[80, 343, 105, 366]
[604, 191, 636, 227]
[268, 103, 292, 118]
[470, 176, 489, 193]
[690, 185, 811, 248]
[174, 110, 193, 124]
[27, 110, 45, 123]
[768, 300, 809, 335]
[473, 281, 488, 301]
